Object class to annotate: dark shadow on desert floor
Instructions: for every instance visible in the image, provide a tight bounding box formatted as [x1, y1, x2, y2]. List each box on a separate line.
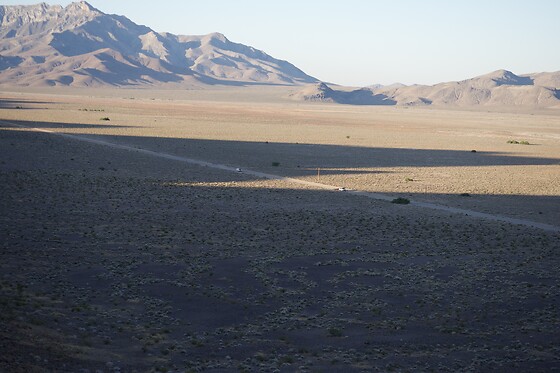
[1, 119, 558, 170]
[4, 121, 558, 224]
[1, 121, 560, 371]
[0, 119, 136, 130]
[2, 120, 558, 226]
[0, 98, 56, 109]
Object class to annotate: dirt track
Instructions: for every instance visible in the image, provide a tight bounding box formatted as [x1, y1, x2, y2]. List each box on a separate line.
[1, 89, 560, 371]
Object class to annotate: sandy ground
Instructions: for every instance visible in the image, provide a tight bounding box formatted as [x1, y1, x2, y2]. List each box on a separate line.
[1, 87, 560, 371]
[1, 87, 559, 226]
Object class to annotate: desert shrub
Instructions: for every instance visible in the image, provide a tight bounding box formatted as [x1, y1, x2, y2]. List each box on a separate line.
[271, 162, 280, 167]
[281, 356, 294, 364]
[328, 327, 343, 337]
[391, 197, 410, 204]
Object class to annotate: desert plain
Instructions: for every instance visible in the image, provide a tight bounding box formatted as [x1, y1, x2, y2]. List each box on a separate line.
[1, 86, 560, 372]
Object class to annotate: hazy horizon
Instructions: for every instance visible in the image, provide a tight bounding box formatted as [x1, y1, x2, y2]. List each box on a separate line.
[2, 0, 559, 86]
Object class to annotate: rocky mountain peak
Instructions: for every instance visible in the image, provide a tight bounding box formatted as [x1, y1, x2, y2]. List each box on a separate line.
[0, 1, 318, 87]
[206, 32, 227, 42]
[0, 3, 62, 28]
[64, 1, 100, 15]
[0, 1, 102, 34]
[479, 69, 533, 86]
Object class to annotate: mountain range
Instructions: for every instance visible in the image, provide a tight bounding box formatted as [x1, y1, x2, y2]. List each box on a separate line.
[373, 69, 560, 107]
[1, 2, 558, 108]
[0, 1, 317, 87]
[293, 70, 560, 108]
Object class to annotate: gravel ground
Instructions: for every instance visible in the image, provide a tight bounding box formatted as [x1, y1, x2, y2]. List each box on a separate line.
[1, 91, 560, 372]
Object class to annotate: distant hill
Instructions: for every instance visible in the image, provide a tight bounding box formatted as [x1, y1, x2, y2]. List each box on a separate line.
[294, 70, 560, 108]
[290, 82, 396, 105]
[0, 1, 318, 87]
[373, 70, 560, 108]
[1, 1, 558, 109]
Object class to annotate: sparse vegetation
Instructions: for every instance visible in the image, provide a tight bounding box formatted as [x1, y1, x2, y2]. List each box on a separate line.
[507, 140, 530, 145]
[100, 117, 111, 121]
[281, 355, 294, 364]
[190, 338, 204, 347]
[328, 327, 343, 337]
[391, 197, 410, 204]
[2, 89, 559, 373]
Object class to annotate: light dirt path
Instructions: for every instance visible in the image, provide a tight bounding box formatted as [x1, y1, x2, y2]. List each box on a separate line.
[3, 119, 559, 233]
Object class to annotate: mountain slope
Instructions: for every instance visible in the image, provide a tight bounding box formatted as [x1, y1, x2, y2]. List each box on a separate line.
[293, 70, 559, 108]
[290, 82, 396, 105]
[372, 70, 560, 108]
[528, 71, 560, 90]
[0, 1, 317, 87]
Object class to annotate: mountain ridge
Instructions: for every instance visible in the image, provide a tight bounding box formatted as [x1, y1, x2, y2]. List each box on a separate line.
[374, 69, 560, 107]
[294, 70, 560, 108]
[1, 1, 558, 109]
[0, 1, 318, 87]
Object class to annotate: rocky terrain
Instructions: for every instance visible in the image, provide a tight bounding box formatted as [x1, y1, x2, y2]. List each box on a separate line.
[290, 82, 396, 105]
[376, 70, 560, 108]
[0, 2, 317, 87]
[1, 2, 558, 109]
[1, 90, 559, 371]
[294, 70, 560, 108]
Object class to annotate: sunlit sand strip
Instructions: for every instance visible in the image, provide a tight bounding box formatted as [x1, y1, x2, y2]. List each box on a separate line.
[3, 119, 559, 233]
[349, 189, 559, 232]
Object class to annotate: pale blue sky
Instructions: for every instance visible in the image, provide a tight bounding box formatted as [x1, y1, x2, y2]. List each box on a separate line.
[3, 0, 559, 86]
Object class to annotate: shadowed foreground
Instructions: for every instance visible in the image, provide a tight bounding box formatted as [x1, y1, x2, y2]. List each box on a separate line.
[1, 125, 560, 372]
